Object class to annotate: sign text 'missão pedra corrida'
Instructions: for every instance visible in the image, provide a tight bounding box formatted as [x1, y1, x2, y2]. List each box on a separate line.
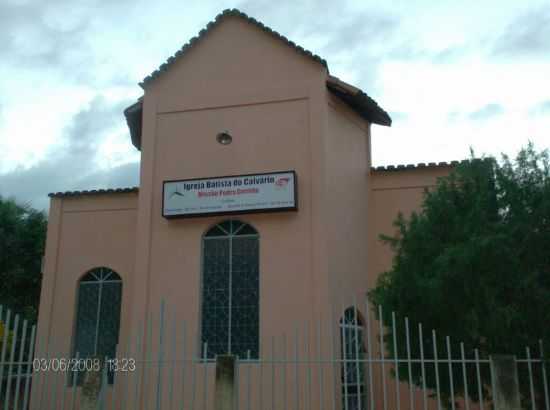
[162, 171, 297, 218]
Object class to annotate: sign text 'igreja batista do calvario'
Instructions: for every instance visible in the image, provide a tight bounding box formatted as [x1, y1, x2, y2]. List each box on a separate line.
[162, 171, 297, 218]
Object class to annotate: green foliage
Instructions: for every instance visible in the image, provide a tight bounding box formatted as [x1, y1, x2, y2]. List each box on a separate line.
[369, 143, 550, 408]
[0, 195, 47, 323]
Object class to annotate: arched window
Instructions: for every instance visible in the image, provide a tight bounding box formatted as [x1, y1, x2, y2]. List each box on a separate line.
[201, 220, 259, 359]
[340, 307, 367, 410]
[73, 267, 122, 382]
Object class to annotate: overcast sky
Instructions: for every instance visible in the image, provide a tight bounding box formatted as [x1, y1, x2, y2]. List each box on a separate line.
[1, 0, 549, 210]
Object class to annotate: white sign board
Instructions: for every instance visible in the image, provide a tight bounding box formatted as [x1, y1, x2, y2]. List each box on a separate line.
[163, 171, 297, 218]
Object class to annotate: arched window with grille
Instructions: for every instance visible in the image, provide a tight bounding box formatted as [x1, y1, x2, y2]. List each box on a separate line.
[201, 220, 259, 359]
[340, 307, 367, 410]
[72, 267, 122, 383]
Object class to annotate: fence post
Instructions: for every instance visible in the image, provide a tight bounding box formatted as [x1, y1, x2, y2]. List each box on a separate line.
[490, 355, 521, 410]
[80, 358, 104, 410]
[215, 355, 236, 410]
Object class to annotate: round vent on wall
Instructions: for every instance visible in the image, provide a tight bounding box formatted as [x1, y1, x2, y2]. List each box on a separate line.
[216, 131, 233, 145]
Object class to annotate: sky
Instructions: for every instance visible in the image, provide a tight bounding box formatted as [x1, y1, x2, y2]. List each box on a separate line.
[0, 0, 549, 210]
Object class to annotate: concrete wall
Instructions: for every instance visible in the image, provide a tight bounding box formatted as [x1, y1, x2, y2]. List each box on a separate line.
[35, 193, 138, 360]
[325, 94, 372, 313]
[367, 165, 454, 410]
[131, 15, 331, 353]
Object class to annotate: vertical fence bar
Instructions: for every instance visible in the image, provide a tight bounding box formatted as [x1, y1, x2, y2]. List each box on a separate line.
[446, 336, 456, 410]
[203, 343, 208, 410]
[157, 301, 166, 410]
[234, 349, 240, 410]
[418, 324, 427, 410]
[405, 318, 414, 410]
[259, 338, 264, 410]
[143, 312, 154, 410]
[352, 300, 362, 410]
[460, 343, 470, 410]
[283, 335, 288, 410]
[329, 306, 337, 410]
[342, 306, 349, 410]
[294, 327, 299, 410]
[190, 339, 197, 410]
[48, 345, 59, 410]
[392, 312, 400, 410]
[23, 325, 36, 410]
[272, 336, 276, 410]
[318, 316, 324, 410]
[134, 321, 144, 410]
[540, 340, 550, 410]
[432, 330, 441, 410]
[110, 345, 119, 410]
[69, 352, 80, 410]
[0, 309, 12, 402]
[527, 347, 537, 410]
[379, 305, 388, 410]
[179, 322, 187, 410]
[474, 349, 483, 410]
[168, 312, 177, 410]
[489, 356, 497, 410]
[246, 350, 251, 410]
[306, 321, 312, 410]
[40, 339, 52, 409]
[13, 320, 28, 410]
[5, 314, 20, 410]
[100, 355, 109, 410]
[121, 327, 134, 409]
[365, 297, 374, 410]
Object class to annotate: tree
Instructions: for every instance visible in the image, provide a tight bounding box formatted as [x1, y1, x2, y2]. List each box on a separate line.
[0, 196, 47, 324]
[369, 143, 550, 408]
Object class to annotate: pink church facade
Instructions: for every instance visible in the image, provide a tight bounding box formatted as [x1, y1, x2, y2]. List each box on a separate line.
[34, 9, 456, 409]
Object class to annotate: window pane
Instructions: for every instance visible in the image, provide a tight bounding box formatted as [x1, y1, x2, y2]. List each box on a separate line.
[230, 236, 259, 358]
[205, 225, 227, 237]
[74, 283, 99, 357]
[201, 238, 230, 358]
[97, 281, 122, 358]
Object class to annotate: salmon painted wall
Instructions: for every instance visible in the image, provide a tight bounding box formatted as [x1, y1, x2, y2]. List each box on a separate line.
[366, 166, 454, 410]
[325, 94, 372, 316]
[368, 166, 453, 290]
[131, 15, 330, 357]
[35, 194, 138, 357]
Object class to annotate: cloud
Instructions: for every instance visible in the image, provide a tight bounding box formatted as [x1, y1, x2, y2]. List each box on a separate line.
[0, 96, 139, 210]
[492, 6, 550, 58]
[467, 103, 505, 121]
[529, 100, 550, 118]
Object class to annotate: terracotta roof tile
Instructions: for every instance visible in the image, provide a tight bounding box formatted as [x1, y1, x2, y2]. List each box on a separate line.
[140, 8, 328, 88]
[48, 187, 139, 198]
[371, 160, 463, 172]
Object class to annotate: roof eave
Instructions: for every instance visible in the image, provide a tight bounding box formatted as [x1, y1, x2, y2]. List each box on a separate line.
[124, 100, 143, 150]
[327, 76, 391, 127]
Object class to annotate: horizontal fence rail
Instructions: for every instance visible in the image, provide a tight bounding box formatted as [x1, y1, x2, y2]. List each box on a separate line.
[0, 300, 548, 410]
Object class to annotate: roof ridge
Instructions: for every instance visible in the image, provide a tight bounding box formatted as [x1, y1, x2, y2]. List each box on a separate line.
[49, 187, 139, 198]
[140, 8, 328, 88]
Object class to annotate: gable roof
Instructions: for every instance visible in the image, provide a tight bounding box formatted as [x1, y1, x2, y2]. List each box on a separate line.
[125, 9, 391, 150]
[140, 8, 328, 88]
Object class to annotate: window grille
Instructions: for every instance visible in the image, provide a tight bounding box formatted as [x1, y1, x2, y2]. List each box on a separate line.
[201, 220, 259, 359]
[340, 307, 367, 410]
[72, 267, 122, 384]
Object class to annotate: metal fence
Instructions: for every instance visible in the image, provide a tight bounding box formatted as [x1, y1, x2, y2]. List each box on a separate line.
[0, 299, 548, 410]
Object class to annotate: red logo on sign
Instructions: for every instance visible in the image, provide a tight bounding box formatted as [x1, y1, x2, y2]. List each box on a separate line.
[275, 177, 290, 188]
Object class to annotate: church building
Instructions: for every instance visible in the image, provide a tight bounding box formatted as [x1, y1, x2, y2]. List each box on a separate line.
[34, 9, 456, 409]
